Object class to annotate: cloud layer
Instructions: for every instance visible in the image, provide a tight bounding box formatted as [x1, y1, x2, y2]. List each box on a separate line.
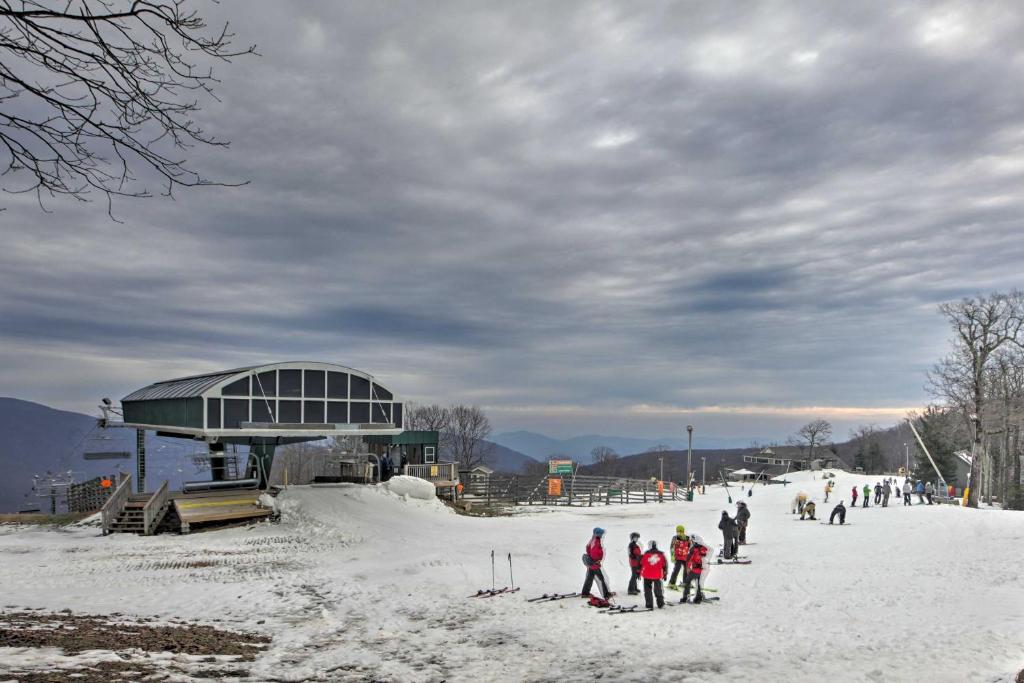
[2, 1, 1023, 440]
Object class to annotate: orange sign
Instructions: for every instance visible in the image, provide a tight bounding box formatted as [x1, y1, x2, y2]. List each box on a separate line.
[100, 479, 112, 489]
[547, 477, 562, 496]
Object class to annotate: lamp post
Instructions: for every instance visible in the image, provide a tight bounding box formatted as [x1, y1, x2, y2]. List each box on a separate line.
[659, 456, 664, 483]
[686, 425, 693, 489]
[701, 456, 706, 494]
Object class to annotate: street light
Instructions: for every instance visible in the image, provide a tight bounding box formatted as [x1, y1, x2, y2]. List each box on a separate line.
[659, 456, 664, 483]
[686, 425, 694, 489]
[701, 456, 706, 494]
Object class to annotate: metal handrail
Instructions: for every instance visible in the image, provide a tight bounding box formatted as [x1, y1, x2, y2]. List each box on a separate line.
[100, 473, 132, 535]
[142, 480, 169, 536]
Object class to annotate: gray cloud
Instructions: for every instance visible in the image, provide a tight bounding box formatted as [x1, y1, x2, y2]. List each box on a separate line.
[2, 1, 1022, 440]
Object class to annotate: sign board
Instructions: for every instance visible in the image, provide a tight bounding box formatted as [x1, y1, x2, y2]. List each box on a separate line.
[548, 459, 573, 475]
[547, 477, 562, 496]
[430, 465, 439, 477]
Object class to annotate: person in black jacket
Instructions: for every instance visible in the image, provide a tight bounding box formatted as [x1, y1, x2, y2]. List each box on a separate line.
[735, 500, 751, 544]
[627, 532, 643, 595]
[718, 511, 739, 560]
[829, 501, 846, 525]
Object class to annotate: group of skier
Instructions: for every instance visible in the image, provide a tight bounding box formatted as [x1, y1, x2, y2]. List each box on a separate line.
[583, 523, 714, 609]
[717, 500, 750, 559]
[790, 475, 941, 526]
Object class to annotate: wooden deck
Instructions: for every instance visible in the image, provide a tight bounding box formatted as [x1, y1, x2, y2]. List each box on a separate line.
[170, 489, 272, 531]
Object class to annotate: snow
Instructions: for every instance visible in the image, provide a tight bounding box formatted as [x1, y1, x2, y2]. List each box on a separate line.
[380, 474, 437, 501]
[0, 472, 1022, 682]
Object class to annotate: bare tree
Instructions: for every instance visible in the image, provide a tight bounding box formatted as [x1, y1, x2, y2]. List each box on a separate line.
[0, 1, 254, 214]
[935, 291, 1024, 507]
[405, 403, 452, 432]
[790, 419, 833, 467]
[447, 404, 492, 470]
[590, 445, 618, 465]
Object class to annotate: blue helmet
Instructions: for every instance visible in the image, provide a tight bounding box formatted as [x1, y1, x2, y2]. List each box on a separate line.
[593, 527, 605, 537]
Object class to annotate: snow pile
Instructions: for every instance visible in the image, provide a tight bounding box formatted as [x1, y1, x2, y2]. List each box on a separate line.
[381, 474, 436, 500]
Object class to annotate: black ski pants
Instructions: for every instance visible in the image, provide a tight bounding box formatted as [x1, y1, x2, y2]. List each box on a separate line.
[643, 578, 664, 608]
[669, 559, 686, 586]
[628, 566, 640, 594]
[582, 566, 609, 599]
[882, 494, 889, 507]
[926, 493, 933, 505]
[874, 492, 881, 504]
[738, 522, 748, 544]
[862, 497, 869, 508]
[682, 572, 704, 602]
[829, 509, 845, 524]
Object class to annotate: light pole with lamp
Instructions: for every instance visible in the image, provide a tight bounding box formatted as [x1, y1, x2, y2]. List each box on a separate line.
[701, 456, 706, 494]
[686, 425, 694, 490]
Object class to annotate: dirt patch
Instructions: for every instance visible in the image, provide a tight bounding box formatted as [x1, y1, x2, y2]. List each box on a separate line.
[0, 611, 269, 657]
[0, 513, 91, 525]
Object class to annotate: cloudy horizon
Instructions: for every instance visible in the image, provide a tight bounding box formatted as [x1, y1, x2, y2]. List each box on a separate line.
[2, 1, 1022, 443]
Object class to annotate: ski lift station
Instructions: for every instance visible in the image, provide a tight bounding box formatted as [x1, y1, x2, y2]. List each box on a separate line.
[98, 361, 439, 536]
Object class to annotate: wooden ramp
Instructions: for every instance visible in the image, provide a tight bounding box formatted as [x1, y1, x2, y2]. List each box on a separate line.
[170, 489, 272, 533]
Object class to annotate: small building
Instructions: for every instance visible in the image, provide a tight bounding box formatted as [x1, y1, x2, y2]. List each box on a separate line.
[463, 465, 493, 482]
[728, 468, 758, 482]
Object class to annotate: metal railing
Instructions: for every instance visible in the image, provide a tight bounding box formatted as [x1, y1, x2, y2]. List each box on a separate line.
[142, 480, 169, 536]
[100, 473, 132, 535]
[459, 474, 682, 507]
[405, 462, 458, 484]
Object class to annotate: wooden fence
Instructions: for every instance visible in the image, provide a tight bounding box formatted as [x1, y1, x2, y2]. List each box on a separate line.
[459, 474, 682, 507]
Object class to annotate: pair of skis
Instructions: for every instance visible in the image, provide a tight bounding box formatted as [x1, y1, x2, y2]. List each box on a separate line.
[527, 592, 578, 602]
[469, 550, 519, 598]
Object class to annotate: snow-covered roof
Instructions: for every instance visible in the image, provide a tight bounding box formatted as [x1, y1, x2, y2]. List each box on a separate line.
[730, 468, 756, 476]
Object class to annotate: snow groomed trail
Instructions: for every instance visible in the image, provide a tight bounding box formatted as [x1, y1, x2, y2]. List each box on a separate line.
[0, 470, 1022, 682]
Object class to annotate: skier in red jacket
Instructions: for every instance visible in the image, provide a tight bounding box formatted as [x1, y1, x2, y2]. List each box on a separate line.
[681, 534, 710, 603]
[850, 486, 859, 507]
[627, 532, 643, 595]
[581, 527, 611, 600]
[667, 525, 690, 591]
[639, 540, 668, 609]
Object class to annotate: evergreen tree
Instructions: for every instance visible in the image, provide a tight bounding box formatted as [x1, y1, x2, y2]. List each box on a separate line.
[914, 406, 963, 483]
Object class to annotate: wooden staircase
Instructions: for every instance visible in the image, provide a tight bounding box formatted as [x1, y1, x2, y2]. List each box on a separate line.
[101, 478, 171, 535]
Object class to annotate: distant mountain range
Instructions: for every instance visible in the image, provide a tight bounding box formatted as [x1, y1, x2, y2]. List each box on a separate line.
[490, 430, 755, 462]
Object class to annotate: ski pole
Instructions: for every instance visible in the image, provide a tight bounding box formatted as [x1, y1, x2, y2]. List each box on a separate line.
[508, 553, 514, 589]
[491, 549, 495, 591]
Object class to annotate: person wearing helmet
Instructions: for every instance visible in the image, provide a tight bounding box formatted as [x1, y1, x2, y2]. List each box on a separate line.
[667, 525, 690, 590]
[627, 532, 643, 595]
[874, 482, 883, 505]
[640, 539, 668, 609]
[735, 500, 751, 544]
[862, 483, 871, 508]
[829, 500, 846, 525]
[682, 534, 710, 603]
[718, 511, 738, 560]
[581, 527, 611, 600]
[800, 500, 817, 520]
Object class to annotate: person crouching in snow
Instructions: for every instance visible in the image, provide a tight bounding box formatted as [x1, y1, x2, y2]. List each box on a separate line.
[718, 511, 739, 560]
[791, 491, 809, 514]
[801, 500, 817, 520]
[682, 534, 710, 603]
[581, 527, 611, 599]
[667, 525, 690, 591]
[829, 501, 846, 525]
[640, 540, 668, 609]
[851, 486, 858, 507]
[627, 532, 643, 596]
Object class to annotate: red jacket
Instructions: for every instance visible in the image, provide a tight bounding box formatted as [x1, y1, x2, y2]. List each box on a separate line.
[672, 535, 690, 561]
[586, 536, 604, 569]
[628, 541, 643, 569]
[640, 549, 668, 580]
[686, 544, 708, 575]
[851, 486, 858, 498]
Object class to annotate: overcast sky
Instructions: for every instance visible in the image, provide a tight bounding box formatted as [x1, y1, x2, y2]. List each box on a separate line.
[2, 1, 1023, 441]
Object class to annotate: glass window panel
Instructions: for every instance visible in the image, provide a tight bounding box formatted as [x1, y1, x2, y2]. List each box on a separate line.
[253, 371, 276, 397]
[392, 403, 403, 429]
[350, 401, 370, 423]
[222, 377, 249, 396]
[279, 369, 302, 397]
[223, 399, 248, 429]
[371, 383, 393, 401]
[251, 398, 275, 424]
[304, 401, 325, 423]
[372, 402, 389, 423]
[350, 375, 370, 399]
[279, 400, 301, 423]
[304, 370, 326, 398]
[206, 398, 221, 429]
[327, 372, 349, 399]
[327, 402, 348, 423]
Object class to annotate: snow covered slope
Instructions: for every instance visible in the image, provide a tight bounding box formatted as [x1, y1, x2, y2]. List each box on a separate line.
[1, 472, 1022, 682]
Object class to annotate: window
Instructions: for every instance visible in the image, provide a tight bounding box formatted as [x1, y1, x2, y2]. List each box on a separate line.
[304, 401, 325, 423]
[392, 403, 403, 429]
[279, 370, 302, 397]
[350, 401, 370, 423]
[252, 398, 275, 424]
[224, 399, 248, 428]
[424, 446, 436, 464]
[206, 398, 221, 429]
[327, 402, 347, 424]
[327, 372, 348, 399]
[278, 400, 301, 423]
[304, 370, 326, 398]
[371, 383, 393, 401]
[351, 375, 370, 399]
[222, 377, 249, 396]
[372, 402, 390, 423]
[253, 371, 276, 397]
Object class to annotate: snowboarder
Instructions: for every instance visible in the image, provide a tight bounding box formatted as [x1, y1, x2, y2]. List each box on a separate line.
[925, 481, 934, 505]
[640, 540, 668, 609]
[682, 534, 710, 603]
[915, 480, 926, 504]
[873, 482, 882, 505]
[824, 480, 833, 502]
[882, 482, 891, 507]
[862, 484, 871, 508]
[667, 525, 690, 590]
[581, 527, 611, 600]
[903, 480, 912, 506]
[850, 486, 858, 507]
[718, 511, 738, 560]
[735, 500, 750, 544]
[627, 532, 643, 595]
[800, 500, 817, 520]
[829, 501, 846, 525]
[791, 491, 809, 514]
